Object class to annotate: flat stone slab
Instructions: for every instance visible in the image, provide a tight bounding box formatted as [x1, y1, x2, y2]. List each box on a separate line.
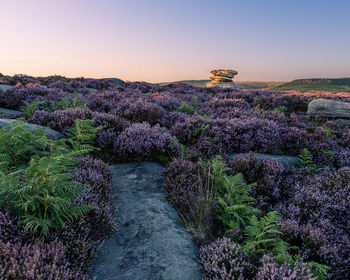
[91, 162, 202, 280]
[229, 153, 300, 170]
[0, 119, 66, 140]
[86, 87, 98, 93]
[0, 108, 24, 118]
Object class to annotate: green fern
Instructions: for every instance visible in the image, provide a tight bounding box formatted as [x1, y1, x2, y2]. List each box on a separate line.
[176, 102, 197, 115]
[191, 124, 210, 138]
[216, 173, 260, 229]
[204, 156, 260, 229]
[297, 148, 321, 172]
[243, 211, 290, 258]
[281, 254, 330, 280]
[178, 143, 192, 160]
[202, 114, 214, 119]
[321, 149, 335, 160]
[191, 97, 200, 108]
[51, 96, 71, 111]
[0, 153, 93, 236]
[203, 136, 217, 142]
[67, 119, 104, 152]
[51, 91, 86, 111]
[0, 120, 49, 170]
[22, 101, 50, 118]
[322, 125, 338, 139]
[201, 155, 228, 195]
[0, 120, 94, 236]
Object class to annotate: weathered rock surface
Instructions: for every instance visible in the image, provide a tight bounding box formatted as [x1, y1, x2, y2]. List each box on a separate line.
[0, 84, 13, 92]
[207, 69, 238, 88]
[229, 153, 300, 170]
[207, 81, 236, 88]
[99, 78, 127, 88]
[209, 76, 233, 82]
[86, 87, 98, 93]
[307, 98, 350, 119]
[0, 119, 65, 140]
[91, 162, 202, 280]
[0, 108, 24, 118]
[210, 69, 238, 78]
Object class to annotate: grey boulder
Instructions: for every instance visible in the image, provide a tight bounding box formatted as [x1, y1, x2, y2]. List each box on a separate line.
[229, 153, 300, 170]
[86, 87, 98, 93]
[307, 98, 350, 119]
[0, 119, 65, 140]
[0, 84, 13, 92]
[99, 78, 126, 88]
[0, 108, 24, 118]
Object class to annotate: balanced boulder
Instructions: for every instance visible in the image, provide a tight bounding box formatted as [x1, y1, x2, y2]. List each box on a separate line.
[207, 69, 238, 88]
[210, 69, 238, 79]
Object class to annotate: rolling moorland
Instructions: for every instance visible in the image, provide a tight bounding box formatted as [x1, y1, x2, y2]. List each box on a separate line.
[160, 78, 350, 92]
[0, 73, 349, 279]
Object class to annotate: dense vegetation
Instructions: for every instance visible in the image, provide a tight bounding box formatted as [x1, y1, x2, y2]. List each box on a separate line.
[0, 73, 349, 279]
[158, 79, 285, 89]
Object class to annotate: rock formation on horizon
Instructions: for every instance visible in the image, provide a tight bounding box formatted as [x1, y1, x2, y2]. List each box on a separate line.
[207, 69, 238, 88]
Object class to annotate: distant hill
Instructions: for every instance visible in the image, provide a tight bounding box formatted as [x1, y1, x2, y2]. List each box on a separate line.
[271, 78, 350, 92]
[157, 80, 285, 89]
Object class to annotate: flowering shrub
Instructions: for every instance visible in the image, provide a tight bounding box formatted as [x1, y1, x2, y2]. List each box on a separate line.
[163, 159, 213, 242]
[255, 254, 316, 280]
[114, 122, 179, 161]
[227, 154, 285, 212]
[122, 100, 165, 125]
[171, 116, 284, 158]
[0, 239, 89, 280]
[0, 120, 114, 279]
[31, 108, 130, 152]
[200, 237, 253, 280]
[277, 168, 350, 279]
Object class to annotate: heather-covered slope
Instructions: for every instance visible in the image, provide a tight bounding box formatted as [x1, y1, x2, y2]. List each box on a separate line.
[0, 73, 349, 279]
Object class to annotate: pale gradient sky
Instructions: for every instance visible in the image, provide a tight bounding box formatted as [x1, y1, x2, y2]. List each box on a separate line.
[0, 0, 349, 82]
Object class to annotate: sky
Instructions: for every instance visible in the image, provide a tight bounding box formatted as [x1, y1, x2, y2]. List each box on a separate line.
[0, 0, 349, 83]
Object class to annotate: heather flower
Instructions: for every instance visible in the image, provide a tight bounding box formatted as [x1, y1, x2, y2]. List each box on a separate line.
[114, 122, 179, 161]
[255, 254, 316, 280]
[200, 237, 254, 280]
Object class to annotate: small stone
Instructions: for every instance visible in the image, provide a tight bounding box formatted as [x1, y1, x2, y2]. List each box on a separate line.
[127, 174, 137, 179]
[207, 81, 236, 88]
